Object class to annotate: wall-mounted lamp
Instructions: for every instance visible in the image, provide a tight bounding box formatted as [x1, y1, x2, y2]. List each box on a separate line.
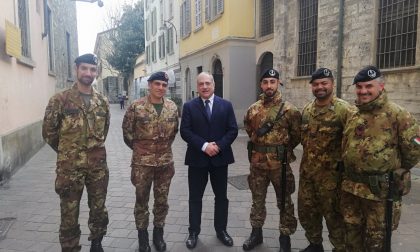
[160, 20, 178, 43]
[71, 0, 104, 7]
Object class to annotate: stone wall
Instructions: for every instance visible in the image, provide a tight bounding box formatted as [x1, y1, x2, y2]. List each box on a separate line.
[274, 0, 420, 121]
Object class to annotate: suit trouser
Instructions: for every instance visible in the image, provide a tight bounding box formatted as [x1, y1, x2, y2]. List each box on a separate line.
[55, 159, 109, 252]
[188, 164, 229, 234]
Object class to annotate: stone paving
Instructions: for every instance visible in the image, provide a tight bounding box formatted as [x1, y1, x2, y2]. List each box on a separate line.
[0, 104, 419, 252]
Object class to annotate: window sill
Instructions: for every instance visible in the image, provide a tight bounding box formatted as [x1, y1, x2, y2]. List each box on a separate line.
[194, 26, 203, 33]
[17, 56, 36, 68]
[380, 65, 420, 74]
[257, 33, 274, 42]
[48, 70, 56, 77]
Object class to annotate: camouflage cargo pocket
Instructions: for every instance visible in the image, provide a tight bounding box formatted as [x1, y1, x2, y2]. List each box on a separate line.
[393, 168, 411, 197]
[286, 170, 295, 194]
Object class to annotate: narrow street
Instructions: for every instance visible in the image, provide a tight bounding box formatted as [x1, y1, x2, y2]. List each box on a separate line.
[0, 104, 419, 251]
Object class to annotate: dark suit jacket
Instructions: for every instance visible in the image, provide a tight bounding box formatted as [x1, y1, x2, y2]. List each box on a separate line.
[180, 96, 238, 167]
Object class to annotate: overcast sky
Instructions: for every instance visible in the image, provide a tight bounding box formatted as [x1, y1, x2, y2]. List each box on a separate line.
[76, 0, 135, 55]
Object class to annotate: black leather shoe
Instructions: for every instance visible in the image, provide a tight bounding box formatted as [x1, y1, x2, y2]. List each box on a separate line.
[300, 243, 324, 252]
[216, 230, 233, 247]
[186, 232, 198, 249]
[243, 228, 263, 250]
[279, 235, 291, 252]
[153, 227, 166, 251]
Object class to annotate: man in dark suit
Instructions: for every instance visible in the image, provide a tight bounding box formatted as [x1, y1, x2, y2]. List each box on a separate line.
[180, 72, 238, 249]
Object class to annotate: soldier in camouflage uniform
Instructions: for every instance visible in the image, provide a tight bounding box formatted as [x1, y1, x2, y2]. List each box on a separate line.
[42, 53, 110, 252]
[122, 71, 178, 252]
[341, 66, 420, 251]
[243, 68, 301, 252]
[298, 68, 354, 252]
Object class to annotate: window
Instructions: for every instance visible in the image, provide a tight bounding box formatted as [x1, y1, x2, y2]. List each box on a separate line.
[152, 8, 157, 36]
[160, 1, 164, 24]
[146, 45, 150, 64]
[205, 0, 223, 22]
[18, 0, 31, 58]
[158, 34, 165, 59]
[377, 0, 418, 69]
[297, 0, 318, 76]
[195, 0, 202, 29]
[145, 19, 150, 41]
[260, 0, 273, 37]
[180, 0, 191, 38]
[166, 27, 174, 54]
[66, 32, 72, 79]
[151, 41, 157, 62]
[169, 0, 174, 19]
[44, 1, 54, 72]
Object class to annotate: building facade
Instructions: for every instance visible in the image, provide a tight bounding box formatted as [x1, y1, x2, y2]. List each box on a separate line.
[94, 29, 124, 104]
[0, 0, 78, 181]
[144, 0, 182, 102]
[178, 0, 264, 125]
[274, 0, 420, 120]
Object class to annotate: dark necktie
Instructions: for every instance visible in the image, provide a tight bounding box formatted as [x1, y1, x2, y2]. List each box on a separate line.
[205, 100, 211, 120]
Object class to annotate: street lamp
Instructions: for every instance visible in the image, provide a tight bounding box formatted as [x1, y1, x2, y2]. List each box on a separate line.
[71, 0, 104, 7]
[161, 20, 178, 43]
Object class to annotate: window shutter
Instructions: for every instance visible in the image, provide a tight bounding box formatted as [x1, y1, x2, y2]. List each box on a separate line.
[180, 3, 184, 37]
[186, 0, 191, 35]
[216, 0, 223, 14]
[205, 0, 210, 21]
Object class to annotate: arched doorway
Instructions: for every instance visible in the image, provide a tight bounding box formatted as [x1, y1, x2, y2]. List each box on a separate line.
[185, 68, 192, 101]
[212, 59, 223, 98]
[256, 52, 273, 98]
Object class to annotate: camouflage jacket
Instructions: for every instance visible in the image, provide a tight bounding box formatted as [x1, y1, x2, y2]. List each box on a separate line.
[42, 83, 110, 163]
[122, 95, 179, 167]
[300, 97, 355, 179]
[342, 91, 420, 200]
[244, 91, 302, 170]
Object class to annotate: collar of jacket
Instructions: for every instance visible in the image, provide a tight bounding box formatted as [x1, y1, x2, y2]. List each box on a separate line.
[356, 90, 387, 112]
[68, 82, 102, 109]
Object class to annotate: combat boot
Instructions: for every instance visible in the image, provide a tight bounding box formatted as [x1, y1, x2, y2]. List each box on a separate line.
[90, 236, 104, 252]
[138, 229, 151, 252]
[300, 243, 324, 252]
[243, 228, 263, 251]
[153, 227, 167, 251]
[279, 234, 291, 252]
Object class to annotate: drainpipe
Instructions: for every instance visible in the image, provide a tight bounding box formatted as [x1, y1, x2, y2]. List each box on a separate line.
[336, 0, 345, 98]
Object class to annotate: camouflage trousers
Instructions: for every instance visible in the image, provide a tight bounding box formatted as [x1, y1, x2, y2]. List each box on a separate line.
[248, 165, 297, 235]
[340, 191, 401, 252]
[55, 158, 109, 251]
[298, 172, 345, 251]
[131, 163, 175, 229]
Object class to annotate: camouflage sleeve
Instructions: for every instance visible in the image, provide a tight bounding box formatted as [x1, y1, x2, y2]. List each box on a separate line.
[122, 103, 135, 149]
[104, 98, 110, 140]
[397, 109, 420, 169]
[244, 104, 256, 138]
[42, 96, 62, 152]
[286, 105, 302, 149]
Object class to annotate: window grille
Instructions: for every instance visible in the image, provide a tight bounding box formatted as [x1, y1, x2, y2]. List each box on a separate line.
[260, 0, 273, 37]
[377, 0, 418, 69]
[297, 0, 318, 76]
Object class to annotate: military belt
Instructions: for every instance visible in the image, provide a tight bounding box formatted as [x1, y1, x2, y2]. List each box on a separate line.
[345, 171, 390, 196]
[252, 144, 284, 154]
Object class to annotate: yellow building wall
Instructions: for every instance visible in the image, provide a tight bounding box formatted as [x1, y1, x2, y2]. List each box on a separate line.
[180, 0, 255, 57]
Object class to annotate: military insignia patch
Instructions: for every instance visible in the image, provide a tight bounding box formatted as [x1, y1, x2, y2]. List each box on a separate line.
[323, 69, 330, 76]
[413, 136, 420, 146]
[269, 70, 276, 77]
[367, 69, 376, 78]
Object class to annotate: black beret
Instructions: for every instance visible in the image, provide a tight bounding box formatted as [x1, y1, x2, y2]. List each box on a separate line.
[353, 65, 382, 84]
[260, 68, 279, 82]
[74, 53, 98, 65]
[309, 68, 333, 83]
[148, 71, 169, 82]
